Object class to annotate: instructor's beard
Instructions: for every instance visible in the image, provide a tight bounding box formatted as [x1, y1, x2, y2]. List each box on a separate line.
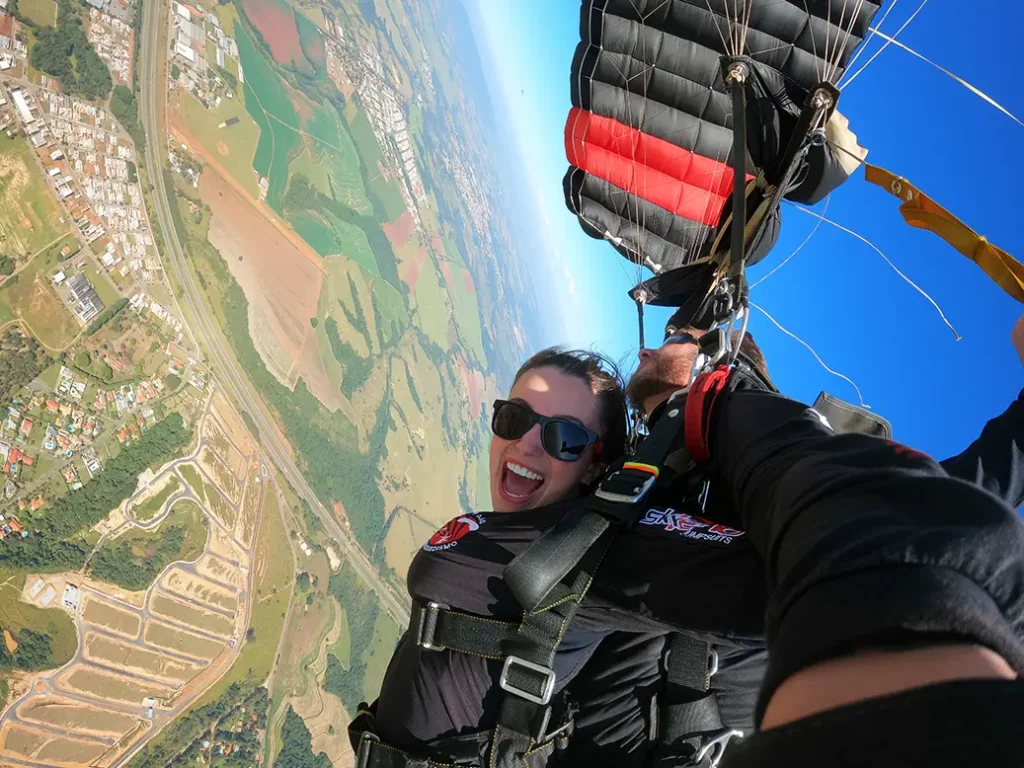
[626, 348, 696, 412]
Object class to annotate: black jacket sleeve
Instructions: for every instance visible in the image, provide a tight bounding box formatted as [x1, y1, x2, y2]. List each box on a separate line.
[940, 388, 1024, 507]
[722, 679, 1024, 768]
[707, 389, 1024, 722]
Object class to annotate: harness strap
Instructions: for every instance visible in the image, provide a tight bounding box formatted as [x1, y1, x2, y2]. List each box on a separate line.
[684, 366, 732, 462]
[410, 600, 517, 658]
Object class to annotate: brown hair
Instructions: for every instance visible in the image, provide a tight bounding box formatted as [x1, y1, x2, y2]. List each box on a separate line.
[514, 348, 628, 462]
[734, 331, 768, 376]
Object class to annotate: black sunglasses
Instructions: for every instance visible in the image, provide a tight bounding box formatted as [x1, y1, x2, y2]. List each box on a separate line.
[491, 400, 602, 463]
[662, 331, 701, 347]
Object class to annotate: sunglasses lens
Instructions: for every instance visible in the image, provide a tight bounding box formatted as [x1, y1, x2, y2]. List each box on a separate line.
[542, 421, 591, 462]
[493, 402, 534, 441]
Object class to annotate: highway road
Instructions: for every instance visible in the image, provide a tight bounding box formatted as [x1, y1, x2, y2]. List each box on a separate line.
[139, 0, 410, 628]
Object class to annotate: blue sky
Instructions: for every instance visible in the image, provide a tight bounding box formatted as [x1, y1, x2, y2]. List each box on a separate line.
[466, 0, 1024, 461]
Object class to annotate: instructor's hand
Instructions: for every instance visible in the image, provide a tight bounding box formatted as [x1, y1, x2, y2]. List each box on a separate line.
[1012, 312, 1024, 367]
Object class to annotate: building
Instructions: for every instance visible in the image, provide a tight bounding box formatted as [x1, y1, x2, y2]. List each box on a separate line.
[66, 272, 105, 323]
[62, 583, 80, 611]
[10, 89, 33, 125]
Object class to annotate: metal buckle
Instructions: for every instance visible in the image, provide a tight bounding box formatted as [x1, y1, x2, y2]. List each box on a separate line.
[356, 731, 379, 768]
[594, 469, 658, 504]
[694, 728, 742, 767]
[416, 601, 448, 651]
[499, 655, 556, 706]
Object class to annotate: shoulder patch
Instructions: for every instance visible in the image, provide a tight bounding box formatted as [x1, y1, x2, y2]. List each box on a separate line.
[423, 513, 486, 552]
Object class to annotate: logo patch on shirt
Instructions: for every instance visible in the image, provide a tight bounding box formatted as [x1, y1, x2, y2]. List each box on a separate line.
[423, 513, 486, 552]
[639, 507, 744, 544]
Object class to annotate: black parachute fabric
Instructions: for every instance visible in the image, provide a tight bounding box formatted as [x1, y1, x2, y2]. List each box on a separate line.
[563, 0, 883, 277]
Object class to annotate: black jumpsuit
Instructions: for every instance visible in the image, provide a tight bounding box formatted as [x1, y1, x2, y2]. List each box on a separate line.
[374, 390, 1024, 763]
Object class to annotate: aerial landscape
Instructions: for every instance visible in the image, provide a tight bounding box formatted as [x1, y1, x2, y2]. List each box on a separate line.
[0, 0, 540, 765]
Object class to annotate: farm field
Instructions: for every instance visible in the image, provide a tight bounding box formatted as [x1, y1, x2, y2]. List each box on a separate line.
[17, 0, 56, 26]
[17, 697, 140, 738]
[0, 238, 79, 349]
[0, 133, 67, 257]
[60, 666, 176, 705]
[161, 567, 238, 612]
[83, 633, 204, 683]
[144, 620, 226, 661]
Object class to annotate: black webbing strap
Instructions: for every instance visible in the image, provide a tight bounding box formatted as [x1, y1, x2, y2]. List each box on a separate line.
[505, 404, 688, 612]
[410, 599, 517, 659]
[656, 635, 741, 767]
[489, 526, 618, 768]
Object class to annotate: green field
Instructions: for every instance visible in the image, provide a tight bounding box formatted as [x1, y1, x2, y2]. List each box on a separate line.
[411, 256, 449, 350]
[327, 602, 350, 668]
[0, 570, 78, 670]
[132, 475, 182, 523]
[235, 18, 301, 211]
[180, 91, 260, 198]
[346, 107, 407, 221]
[294, 6, 326, 71]
[440, 262, 486, 365]
[0, 133, 67, 257]
[0, 243, 79, 349]
[287, 208, 378, 275]
[81, 263, 120, 308]
[18, 0, 56, 25]
[360, 606, 401, 702]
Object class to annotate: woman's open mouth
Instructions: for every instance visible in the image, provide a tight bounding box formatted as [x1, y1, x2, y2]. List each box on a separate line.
[498, 460, 545, 505]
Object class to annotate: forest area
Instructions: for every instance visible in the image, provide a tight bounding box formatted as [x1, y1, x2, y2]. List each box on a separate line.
[0, 329, 49, 406]
[27, 0, 112, 101]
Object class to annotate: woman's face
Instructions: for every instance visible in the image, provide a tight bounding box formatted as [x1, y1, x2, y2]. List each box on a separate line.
[489, 365, 604, 512]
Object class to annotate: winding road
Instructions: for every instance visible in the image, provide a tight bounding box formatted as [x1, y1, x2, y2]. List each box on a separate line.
[139, 0, 410, 627]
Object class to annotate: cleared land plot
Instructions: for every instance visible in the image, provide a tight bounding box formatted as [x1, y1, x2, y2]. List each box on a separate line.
[18, 697, 140, 738]
[196, 553, 243, 589]
[203, 417, 246, 477]
[198, 445, 241, 505]
[410, 256, 450, 351]
[149, 593, 236, 638]
[0, 724, 107, 764]
[439, 261, 485, 364]
[161, 567, 238, 612]
[131, 473, 182, 523]
[241, 0, 305, 69]
[211, 391, 253, 456]
[81, 595, 141, 639]
[207, 523, 246, 566]
[81, 262, 120, 308]
[143, 620, 225, 661]
[83, 633, 205, 683]
[237, 462, 261, 547]
[0, 133, 67, 256]
[60, 665, 177, 705]
[177, 90, 260, 198]
[18, 0, 56, 26]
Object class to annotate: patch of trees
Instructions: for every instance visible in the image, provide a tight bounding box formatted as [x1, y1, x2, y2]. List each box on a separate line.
[111, 85, 144, 149]
[89, 522, 202, 590]
[323, 318, 372, 399]
[274, 707, 331, 768]
[0, 255, 14, 276]
[0, 329, 49, 406]
[31, 0, 113, 102]
[323, 562, 378, 711]
[164, 374, 182, 391]
[0, 413, 191, 572]
[127, 683, 267, 768]
[0, 630, 54, 671]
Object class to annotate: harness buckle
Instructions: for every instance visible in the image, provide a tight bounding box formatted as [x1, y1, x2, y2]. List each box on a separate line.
[415, 601, 449, 651]
[355, 731, 379, 768]
[694, 728, 742, 767]
[594, 462, 659, 504]
[499, 655, 556, 706]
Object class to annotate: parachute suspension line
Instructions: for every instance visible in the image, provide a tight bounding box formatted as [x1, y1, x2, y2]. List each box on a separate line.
[787, 203, 962, 341]
[727, 61, 749, 275]
[826, 0, 868, 84]
[751, 301, 871, 409]
[843, 0, 901, 77]
[868, 31, 1024, 130]
[704, 0, 732, 56]
[840, 0, 931, 90]
[801, 0, 823, 82]
[826, 136, 869, 172]
[750, 196, 831, 289]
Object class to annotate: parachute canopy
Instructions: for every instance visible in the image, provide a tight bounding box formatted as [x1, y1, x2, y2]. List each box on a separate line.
[563, 0, 883, 278]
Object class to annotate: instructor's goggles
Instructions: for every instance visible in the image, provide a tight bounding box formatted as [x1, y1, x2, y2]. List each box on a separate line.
[491, 400, 602, 462]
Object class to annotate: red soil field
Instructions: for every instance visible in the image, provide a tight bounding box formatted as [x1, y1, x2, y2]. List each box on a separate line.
[383, 211, 415, 249]
[241, 0, 303, 66]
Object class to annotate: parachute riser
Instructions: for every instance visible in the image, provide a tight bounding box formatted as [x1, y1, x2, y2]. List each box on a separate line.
[723, 57, 750, 282]
[770, 81, 841, 187]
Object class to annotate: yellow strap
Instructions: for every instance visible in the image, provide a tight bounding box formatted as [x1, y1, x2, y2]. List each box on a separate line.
[864, 164, 1024, 304]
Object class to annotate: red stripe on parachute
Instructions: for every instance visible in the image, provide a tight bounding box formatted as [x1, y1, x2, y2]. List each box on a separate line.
[565, 107, 753, 228]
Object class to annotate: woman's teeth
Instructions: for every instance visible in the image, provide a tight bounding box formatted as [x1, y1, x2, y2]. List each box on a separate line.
[507, 461, 543, 481]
